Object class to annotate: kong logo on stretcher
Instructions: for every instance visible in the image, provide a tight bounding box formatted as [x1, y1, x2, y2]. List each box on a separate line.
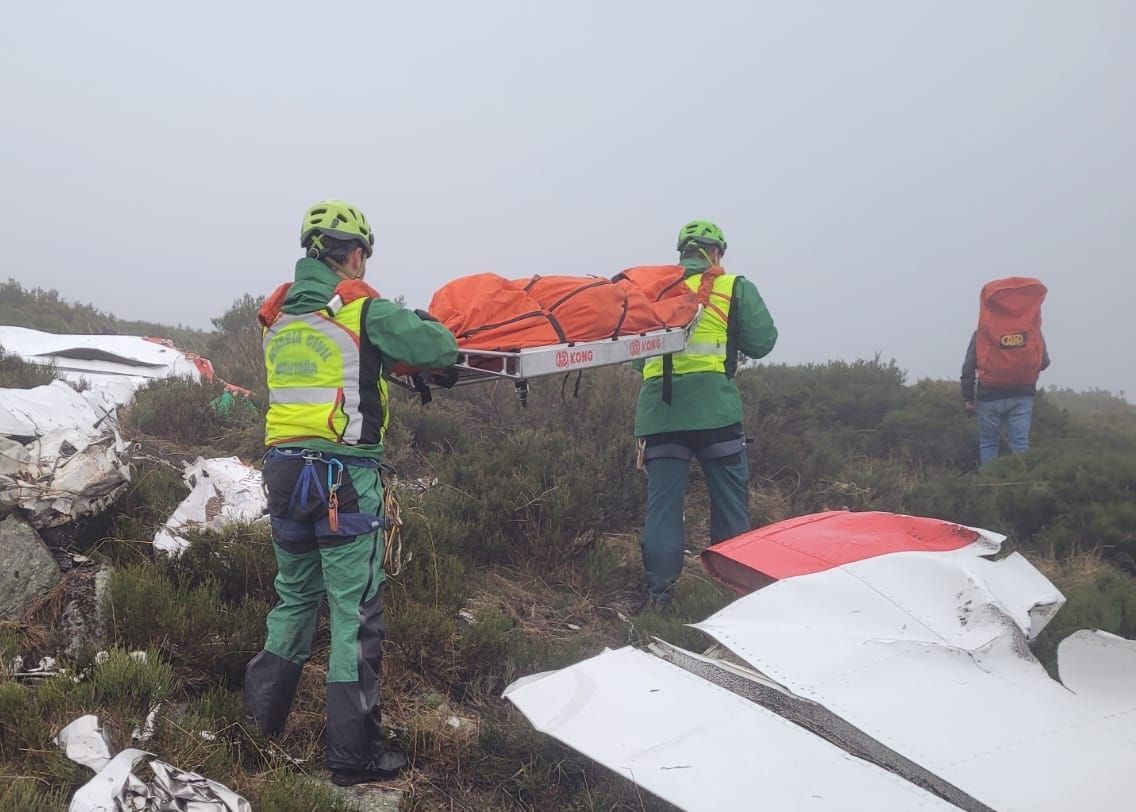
[555, 349, 595, 368]
[628, 337, 663, 357]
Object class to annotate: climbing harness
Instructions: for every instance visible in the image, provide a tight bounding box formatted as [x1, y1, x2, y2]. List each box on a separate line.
[265, 447, 392, 539]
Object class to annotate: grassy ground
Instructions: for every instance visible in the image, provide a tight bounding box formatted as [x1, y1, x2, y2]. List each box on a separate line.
[2, 363, 1136, 810]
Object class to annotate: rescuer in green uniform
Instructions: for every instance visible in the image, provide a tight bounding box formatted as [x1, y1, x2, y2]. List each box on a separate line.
[635, 220, 777, 610]
[245, 200, 458, 785]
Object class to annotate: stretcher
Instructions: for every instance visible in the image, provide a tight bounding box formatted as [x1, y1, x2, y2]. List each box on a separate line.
[389, 309, 699, 404]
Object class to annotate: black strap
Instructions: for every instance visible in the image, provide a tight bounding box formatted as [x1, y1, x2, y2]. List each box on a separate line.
[642, 442, 694, 462]
[410, 373, 433, 405]
[560, 370, 585, 400]
[724, 277, 741, 378]
[662, 354, 673, 405]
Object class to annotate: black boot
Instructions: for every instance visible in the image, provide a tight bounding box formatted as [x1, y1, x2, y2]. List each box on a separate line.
[330, 747, 409, 786]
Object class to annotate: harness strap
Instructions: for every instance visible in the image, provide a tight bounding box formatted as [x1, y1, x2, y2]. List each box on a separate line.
[695, 436, 746, 461]
[266, 447, 381, 468]
[290, 460, 327, 514]
[642, 442, 694, 462]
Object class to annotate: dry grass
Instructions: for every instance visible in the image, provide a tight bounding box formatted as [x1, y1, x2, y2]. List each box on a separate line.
[1033, 547, 1111, 584]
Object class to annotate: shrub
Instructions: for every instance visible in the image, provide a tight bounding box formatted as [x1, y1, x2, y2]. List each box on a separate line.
[1033, 560, 1136, 674]
[73, 649, 176, 720]
[0, 777, 68, 812]
[907, 442, 1136, 565]
[104, 561, 269, 685]
[251, 770, 360, 812]
[107, 462, 189, 551]
[208, 294, 267, 396]
[127, 377, 227, 445]
[0, 344, 57, 388]
[125, 377, 264, 459]
[0, 680, 42, 760]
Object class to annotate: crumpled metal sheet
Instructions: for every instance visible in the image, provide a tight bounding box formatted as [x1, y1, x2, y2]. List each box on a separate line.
[0, 325, 203, 397]
[695, 529, 1136, 812]
[0, 381, 131, 527]
[153, 457, 266, 556]
[508, 513, 1136, 811]
[57, 714, 251, 812]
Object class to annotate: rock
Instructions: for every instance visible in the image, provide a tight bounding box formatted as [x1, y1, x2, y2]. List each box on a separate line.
[0, 515, 62, 620]
[60, 600, 89, 660]
[94, 566, 112, 632]
[321, 780, 403, 812]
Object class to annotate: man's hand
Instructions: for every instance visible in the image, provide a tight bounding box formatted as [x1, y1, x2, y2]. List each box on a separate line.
[964, 401, 976, 417]
[426, 366, 460, 389]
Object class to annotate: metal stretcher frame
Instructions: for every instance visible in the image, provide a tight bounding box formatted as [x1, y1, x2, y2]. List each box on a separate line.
[389, 310, 699, 402]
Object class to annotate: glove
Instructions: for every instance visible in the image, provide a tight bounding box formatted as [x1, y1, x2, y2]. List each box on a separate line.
[427, 366, 460, 389]
[414, 308, 439, 323]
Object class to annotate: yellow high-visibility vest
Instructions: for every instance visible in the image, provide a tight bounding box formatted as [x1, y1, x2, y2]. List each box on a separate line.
[263, 297, 389, 446]
[644, 272, 737, 380]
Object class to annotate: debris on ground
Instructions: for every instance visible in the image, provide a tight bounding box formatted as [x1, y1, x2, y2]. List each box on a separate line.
[56, 713, 252, 812]
[153, 457, 266, 555]
[0, 326, 211, 397]
[507, 511, 1136, 812]
[0, 382, 130, 527]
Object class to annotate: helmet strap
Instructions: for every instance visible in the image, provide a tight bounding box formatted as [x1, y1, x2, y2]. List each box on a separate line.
[326, 256, 363, 281]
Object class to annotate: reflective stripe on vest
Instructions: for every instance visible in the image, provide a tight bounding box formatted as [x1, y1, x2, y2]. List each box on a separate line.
[263, 298, 388, 446]
[643, 273, 736, 380]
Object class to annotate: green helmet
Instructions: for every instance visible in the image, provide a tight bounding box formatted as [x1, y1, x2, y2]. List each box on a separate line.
[301, 200, 375, 258]
[677, 220, 727, 253]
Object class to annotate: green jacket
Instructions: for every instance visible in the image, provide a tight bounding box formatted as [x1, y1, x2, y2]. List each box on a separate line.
[276, 259, 459, 459]
[633, 258, 777, 436]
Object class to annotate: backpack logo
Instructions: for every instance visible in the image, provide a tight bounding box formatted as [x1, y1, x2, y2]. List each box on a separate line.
[1000, 332, 1027, 349]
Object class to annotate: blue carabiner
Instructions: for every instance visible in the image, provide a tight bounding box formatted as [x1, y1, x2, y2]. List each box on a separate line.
[326, 457, 345, 494]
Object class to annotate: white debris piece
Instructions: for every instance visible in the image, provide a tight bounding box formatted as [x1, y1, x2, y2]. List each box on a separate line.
[131, 704, 161, 743]
[504, 647, 956, 811]
[0, 325, 205, 396]
[14, 655, 60, 679]
[695, 536, 1136, 812]
[57, 713, 251, 812]
[55, 715, 114, 772]
[153, 457, 266, 555]
[0, 381, 130, 526]
[508, 512, 1136, 811]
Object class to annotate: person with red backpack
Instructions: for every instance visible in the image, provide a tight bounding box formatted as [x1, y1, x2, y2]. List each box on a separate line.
[244, 200, 457, 785]
[631, 221, 777, 612]
[960, 277, 1050, 467]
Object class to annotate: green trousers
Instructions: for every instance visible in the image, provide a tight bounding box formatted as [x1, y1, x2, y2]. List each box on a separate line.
[642, 434, 750, 599]
[244, 452, 388, 772]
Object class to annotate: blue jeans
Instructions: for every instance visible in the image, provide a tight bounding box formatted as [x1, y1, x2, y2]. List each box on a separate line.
[976, 396, 1034, 467]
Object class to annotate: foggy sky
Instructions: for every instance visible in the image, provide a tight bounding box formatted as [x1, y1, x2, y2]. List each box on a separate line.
[2, 1, 1133, 398]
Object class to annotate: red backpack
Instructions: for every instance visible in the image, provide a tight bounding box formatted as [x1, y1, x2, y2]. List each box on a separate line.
[976, 277, 1047, 388]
